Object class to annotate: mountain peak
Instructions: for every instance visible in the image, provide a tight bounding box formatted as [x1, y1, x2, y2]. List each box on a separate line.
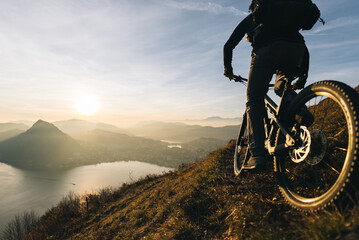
[28, 120, 62, 133]
[33, 119, 49, 125]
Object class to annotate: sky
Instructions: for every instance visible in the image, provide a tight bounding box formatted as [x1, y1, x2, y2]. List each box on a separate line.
[0, 0, 358, 127]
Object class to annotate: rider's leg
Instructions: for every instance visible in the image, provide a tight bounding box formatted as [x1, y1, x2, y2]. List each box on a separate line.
[246, 46, 277, 167]
[246, 41, 307, 169]
[274, 74, 298, 118]
[275, 77, 314, 127]
[275, 74, 314, 127]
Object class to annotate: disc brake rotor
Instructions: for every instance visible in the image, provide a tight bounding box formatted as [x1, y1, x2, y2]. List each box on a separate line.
[305, 129, 328, 166]
[289, 126, 328, 165]
[289, 126, 311, 163]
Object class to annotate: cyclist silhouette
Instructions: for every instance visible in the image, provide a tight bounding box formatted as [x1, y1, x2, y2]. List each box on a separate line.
[223, 1, 309, 170]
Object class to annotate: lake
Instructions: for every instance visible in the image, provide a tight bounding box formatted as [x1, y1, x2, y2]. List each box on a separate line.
[0, 161, 173, 230]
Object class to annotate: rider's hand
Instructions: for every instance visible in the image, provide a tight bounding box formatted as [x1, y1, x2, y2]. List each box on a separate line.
[224, 66, 234, 80]
[224, 72, 234, 80]
[293, 75, 307, 90]
[293, 80, 306, 90]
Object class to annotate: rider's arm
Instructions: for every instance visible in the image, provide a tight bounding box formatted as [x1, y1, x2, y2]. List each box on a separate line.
[223, 14, 251, 79]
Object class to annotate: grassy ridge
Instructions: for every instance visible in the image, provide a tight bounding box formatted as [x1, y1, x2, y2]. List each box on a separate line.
[23, 141, 359, 239]
[19, 85, 359, 239]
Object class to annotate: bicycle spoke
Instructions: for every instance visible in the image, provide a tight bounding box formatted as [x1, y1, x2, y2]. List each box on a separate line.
[335, 147, 348, 152]
[321, 159, 340, 175]
[334, 129, 345, 138]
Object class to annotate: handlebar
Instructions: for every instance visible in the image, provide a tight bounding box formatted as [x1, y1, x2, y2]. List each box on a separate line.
[232, 75, 247, 82]
[232, 75, 275, 88]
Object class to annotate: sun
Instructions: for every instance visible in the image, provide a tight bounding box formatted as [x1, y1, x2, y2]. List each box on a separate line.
[75, 96, 99, 115]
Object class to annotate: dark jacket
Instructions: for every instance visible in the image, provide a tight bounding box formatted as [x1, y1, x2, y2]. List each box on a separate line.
[223, 13, 305, 76]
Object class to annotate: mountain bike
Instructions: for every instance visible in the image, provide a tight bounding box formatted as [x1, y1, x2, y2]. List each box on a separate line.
[233, 76, 359, 211]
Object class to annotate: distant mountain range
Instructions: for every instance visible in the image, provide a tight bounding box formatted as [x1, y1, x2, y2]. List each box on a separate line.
[127, 122, 238, 142]
[203, 116, 242, 122]
[181, 116, 242, 127]
[0, 120, 230, 170]
[0, 119, 239, 143]
[0, 122, 29, 132]
[53, 119, 129, 136]
[0, 119, 129, 142]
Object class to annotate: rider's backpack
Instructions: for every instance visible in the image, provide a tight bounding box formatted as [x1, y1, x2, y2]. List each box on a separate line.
[252, 0, 321, 31]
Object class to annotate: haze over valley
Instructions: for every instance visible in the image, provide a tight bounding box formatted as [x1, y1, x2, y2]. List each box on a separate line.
[0, 118, 238, 170]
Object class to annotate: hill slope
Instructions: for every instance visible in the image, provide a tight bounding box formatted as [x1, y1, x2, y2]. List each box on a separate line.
[26, 141, 359, 240]
[0, 129, 24, 142]
[18, 85, 359, 238]
[0, 120, 82, 169]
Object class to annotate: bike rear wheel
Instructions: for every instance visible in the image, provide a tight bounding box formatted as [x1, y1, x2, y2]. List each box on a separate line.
[275, 81, 359, 211]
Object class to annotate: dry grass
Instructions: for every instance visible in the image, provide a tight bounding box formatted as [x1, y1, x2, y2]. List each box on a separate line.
[18, 140, 359, 240]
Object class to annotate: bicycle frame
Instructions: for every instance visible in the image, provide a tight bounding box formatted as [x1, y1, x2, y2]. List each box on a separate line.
[233, 76, 298, 156]
[264, 92, 296, 155]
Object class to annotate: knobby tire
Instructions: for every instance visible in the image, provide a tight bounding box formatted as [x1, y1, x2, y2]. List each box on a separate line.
[275, 81, 359, 211]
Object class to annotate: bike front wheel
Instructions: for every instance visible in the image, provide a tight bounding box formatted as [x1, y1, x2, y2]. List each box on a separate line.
[234, 114, 250, 176]
[275, 81, 359, 211]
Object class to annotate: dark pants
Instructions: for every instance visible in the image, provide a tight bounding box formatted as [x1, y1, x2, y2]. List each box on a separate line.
[246, 40, 307, 156]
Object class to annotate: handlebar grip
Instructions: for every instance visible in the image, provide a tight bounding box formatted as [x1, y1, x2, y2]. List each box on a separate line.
[233, 75, 248, 82]
[233, 76, 275, 88]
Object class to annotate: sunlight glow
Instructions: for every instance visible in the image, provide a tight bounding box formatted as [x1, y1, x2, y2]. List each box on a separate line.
[75, 96, 99, 115]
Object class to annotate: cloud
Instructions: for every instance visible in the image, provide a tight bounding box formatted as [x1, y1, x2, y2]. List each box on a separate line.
[1, 0, 357, 124]
[311, 16, 359, 34]
[308, 66, 359, 89]
[163, 0, 248, 16]
[308, 39, 359, 49]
